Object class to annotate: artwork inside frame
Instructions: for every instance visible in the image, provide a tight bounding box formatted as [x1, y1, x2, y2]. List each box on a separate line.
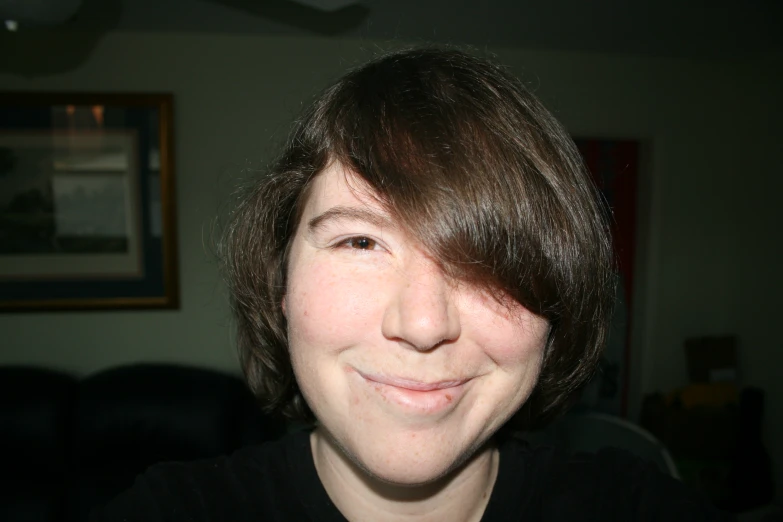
[0, 92, 178, 311]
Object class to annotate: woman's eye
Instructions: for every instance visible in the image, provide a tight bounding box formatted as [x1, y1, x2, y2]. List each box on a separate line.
[343, 237, 377, 250]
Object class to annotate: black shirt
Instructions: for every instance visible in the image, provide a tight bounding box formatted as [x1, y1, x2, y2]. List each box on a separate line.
[91, 430, 733, 521]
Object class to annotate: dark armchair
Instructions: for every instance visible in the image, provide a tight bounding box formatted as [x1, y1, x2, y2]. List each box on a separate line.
[0, 363, 285, 522]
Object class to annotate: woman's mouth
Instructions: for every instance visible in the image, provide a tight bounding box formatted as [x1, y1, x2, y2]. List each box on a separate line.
[353, 369, 470, 415]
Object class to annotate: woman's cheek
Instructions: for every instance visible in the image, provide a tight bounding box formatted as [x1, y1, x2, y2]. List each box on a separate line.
[289, 260, 383, 346]
[483, 329, 546, 367]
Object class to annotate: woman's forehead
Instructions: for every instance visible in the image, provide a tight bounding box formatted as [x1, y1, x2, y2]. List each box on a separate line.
[302, 163, 390, 220]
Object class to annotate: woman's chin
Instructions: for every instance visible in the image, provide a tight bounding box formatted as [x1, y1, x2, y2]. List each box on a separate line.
[347, 438, 484, 489]
[314, 420, 494, 491]
[370, 461, 450, 487]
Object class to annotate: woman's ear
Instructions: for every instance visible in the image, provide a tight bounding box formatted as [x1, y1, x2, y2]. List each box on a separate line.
[281, 295, 287, 318]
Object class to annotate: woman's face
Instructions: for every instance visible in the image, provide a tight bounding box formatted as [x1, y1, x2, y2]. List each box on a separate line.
[284, 163, 549, 485]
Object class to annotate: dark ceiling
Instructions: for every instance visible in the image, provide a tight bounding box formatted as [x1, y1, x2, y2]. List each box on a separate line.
[109, 0, 783, 57]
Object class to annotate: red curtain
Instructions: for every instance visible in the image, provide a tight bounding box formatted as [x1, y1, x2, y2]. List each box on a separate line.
[575, 139, 639, 416]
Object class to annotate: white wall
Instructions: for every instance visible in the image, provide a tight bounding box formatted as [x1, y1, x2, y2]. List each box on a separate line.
[1, 33, 781, 498]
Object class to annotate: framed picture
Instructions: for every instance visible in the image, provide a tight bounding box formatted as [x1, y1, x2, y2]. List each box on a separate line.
[0, 92, 178, 311]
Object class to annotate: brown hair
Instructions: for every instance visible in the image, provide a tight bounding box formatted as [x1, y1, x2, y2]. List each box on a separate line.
[221, 47, 615, 430]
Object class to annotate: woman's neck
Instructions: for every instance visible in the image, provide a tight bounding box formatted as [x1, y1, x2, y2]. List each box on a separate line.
[310, 428, 499, 522]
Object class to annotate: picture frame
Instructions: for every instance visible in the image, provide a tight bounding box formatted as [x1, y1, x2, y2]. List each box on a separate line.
[0, 92, 178, 311]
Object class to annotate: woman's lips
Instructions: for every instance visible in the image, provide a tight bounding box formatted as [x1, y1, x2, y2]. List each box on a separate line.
[355, 369, 470, 415]
[361, 372, 468, 391]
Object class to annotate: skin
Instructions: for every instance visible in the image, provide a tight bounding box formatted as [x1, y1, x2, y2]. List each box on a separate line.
[283, 162, 550, 522]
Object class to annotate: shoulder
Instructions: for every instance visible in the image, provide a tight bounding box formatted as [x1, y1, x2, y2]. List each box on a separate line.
[90, 432, 310, 522]
[563, 447, 731, 520]
[499, 437, 735, 521]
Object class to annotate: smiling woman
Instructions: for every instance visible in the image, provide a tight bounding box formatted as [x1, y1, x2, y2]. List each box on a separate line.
[285, 163, 550, 498]
[92, 47, 733, 521]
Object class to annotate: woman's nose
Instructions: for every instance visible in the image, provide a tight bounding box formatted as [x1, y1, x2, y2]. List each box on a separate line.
[381, 257, 461, 352]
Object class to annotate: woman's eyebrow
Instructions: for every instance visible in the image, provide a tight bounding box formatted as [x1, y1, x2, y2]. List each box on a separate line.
[307, 206, 395, 233]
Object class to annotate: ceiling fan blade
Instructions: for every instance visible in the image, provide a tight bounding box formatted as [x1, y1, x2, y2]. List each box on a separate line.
[292, 0, 358, 12]
[0, 0, 83, 27]
[210, 0, 369, 36]
[0, 0, 121, 76]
